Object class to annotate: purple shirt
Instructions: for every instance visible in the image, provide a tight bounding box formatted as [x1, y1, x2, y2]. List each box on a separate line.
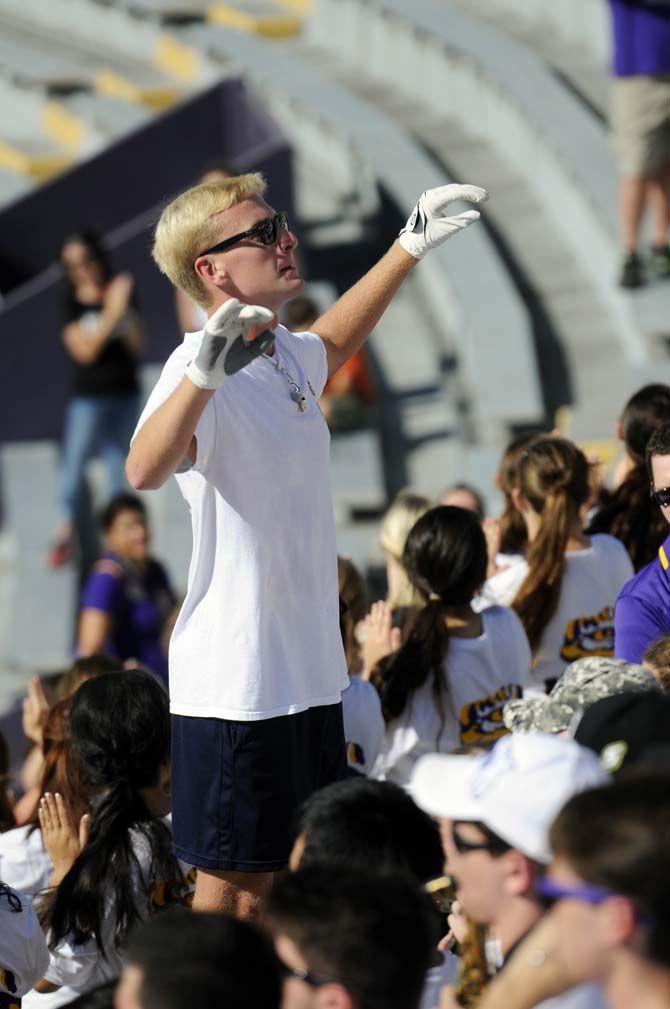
[80, 552, 176, 684]
[614, 534, 670, 662]
[609, 1, 670, 76]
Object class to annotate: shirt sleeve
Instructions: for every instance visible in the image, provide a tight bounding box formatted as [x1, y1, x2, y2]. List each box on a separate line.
[614, 591, 666, 663]
[80, 564, 124, 616]
[131, 343, 217, 476]
[284, 328, 329, 398]
[42, 936, 100, 991]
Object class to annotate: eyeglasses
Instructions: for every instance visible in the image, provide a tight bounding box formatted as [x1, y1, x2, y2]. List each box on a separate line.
[278, 962, 339, 988]
[534, 876, 619, 912]
[451, 821, 511, 856]
[651, 486, 670, 508]
[198, 211, 289, 257]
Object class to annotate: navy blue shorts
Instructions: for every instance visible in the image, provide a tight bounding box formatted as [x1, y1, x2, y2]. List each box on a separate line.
[170, 703, 347, 873]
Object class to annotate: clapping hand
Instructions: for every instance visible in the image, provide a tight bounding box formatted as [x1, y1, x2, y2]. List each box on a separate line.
[361, 600, 402, 679]
[39, 792, 90, 886]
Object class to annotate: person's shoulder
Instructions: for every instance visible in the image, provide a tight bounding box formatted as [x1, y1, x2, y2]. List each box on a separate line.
[589, 532, 632, 559]
[617, 546, 669, 601]
[0, 824, 40, 855]
[279, 323, 323, 351]
[90, 555, 125, 581]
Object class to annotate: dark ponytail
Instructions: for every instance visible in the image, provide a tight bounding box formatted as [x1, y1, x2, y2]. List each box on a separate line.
[512, 439, 590, 654]
[374, 508, 488, 737]
[587, 385, 670, 570]
[40, 671, 181, 957]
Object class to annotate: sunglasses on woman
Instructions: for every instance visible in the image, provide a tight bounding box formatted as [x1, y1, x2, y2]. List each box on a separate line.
[198, 211, 289, 257]
[650, 486, 670, 509]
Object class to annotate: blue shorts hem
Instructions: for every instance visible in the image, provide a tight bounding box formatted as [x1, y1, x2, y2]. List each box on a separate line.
[172, 842, 288, 874]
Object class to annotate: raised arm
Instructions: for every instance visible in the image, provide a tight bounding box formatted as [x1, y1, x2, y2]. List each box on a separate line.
[62, 273, 136, 366]
[126, 299, 275, 490]
[314, 184, 487, 379]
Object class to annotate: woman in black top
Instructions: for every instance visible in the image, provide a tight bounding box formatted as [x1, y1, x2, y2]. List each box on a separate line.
[49, 233, 143, 566]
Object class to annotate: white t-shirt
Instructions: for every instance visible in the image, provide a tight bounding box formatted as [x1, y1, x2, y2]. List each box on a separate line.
[0, 826, 52, 902]
[22, 827, 195, 1009]
[0, 886, 49, 1000]
[372, 607, 532, 786]
[133, 324, 349, 720]
[477, 534, 634, 691]
[341, 677, 385, 775]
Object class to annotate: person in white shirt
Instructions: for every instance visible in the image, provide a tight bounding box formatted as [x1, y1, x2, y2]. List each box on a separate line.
[479, 437, 634, 693]
[0, 882, 49, 1006]
[124, 172, 488, 916]
[366, 506, 531, 786]
[26, 672, 193, 1008]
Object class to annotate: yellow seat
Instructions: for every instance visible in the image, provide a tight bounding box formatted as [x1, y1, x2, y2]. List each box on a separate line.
[95, 69, 180, 111]
[207, 1, 302, 38]
[0, 139, 72, 182]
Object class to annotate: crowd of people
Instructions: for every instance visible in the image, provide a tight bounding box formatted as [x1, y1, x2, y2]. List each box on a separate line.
[2, 168, 670, 1009]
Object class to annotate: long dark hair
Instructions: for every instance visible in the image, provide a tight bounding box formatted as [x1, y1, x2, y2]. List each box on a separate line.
[40, 671, 181, 957]
[512, 438, 590, 654]
[588, 384, 670, 571]
[373, 507, 488, 733]
[60, 231, 112, 298]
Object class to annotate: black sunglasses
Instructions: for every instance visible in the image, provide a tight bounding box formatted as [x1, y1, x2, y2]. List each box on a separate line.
[198, 211, 289, 257]
[451, 820, 511, 856]
[278, 962, 339, 988]
[651, 486, 670, 508]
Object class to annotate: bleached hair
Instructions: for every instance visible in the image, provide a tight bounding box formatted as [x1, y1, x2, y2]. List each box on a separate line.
[152, 173, 267, 309]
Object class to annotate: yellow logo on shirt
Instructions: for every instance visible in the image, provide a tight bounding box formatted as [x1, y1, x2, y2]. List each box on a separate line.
[560, 607, 615, 662]
[459, 684, 523, 745]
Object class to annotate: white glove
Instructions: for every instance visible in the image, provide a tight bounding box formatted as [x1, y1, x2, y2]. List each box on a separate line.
[185, 299, 276, 390]
[399, 184, 488, 260]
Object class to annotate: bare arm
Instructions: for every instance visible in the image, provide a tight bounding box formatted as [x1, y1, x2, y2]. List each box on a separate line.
[313, 241, 417, 379]
[126, 302, 275, 491]
[62, 273, 136, 366]
[126, 377, 213, 490]
[77, 608, 114, 655]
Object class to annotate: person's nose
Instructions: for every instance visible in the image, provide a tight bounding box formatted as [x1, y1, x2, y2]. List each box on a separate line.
[278, 225, 298, 252]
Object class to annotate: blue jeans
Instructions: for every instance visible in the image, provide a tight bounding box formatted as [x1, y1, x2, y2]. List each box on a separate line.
[58, 392, 139, 524]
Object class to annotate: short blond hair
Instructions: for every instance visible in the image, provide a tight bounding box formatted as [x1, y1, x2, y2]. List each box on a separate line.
[152, 172, 267, 309]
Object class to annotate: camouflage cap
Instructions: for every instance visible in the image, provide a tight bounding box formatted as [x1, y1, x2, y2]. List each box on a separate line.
[503, 657, 659, 734]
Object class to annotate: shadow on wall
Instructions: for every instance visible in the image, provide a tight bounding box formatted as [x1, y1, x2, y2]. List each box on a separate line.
[0, 79, 295, 443]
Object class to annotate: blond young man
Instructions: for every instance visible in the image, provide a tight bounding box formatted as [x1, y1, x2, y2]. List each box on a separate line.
[126, 172, 487, 917]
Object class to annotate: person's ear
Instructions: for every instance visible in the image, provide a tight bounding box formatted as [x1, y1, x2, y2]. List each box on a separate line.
[314, 983, 355, 1009]
[501, 850, 535, 899]
[600, 896, 637, 950]
[194, 255, 228, 287]
[511, 487, 526, 514]
[615, 420, 624, 442]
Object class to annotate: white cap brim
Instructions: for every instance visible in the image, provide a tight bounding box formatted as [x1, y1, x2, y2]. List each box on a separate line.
[410, 753, 484, 820]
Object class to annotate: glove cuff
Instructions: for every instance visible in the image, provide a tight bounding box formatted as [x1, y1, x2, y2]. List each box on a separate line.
[398, 232, 426, 260]
[185, 359, 223, 391]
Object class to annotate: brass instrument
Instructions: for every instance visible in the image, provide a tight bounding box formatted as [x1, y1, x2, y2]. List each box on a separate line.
[425, 876, 488, 1008]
